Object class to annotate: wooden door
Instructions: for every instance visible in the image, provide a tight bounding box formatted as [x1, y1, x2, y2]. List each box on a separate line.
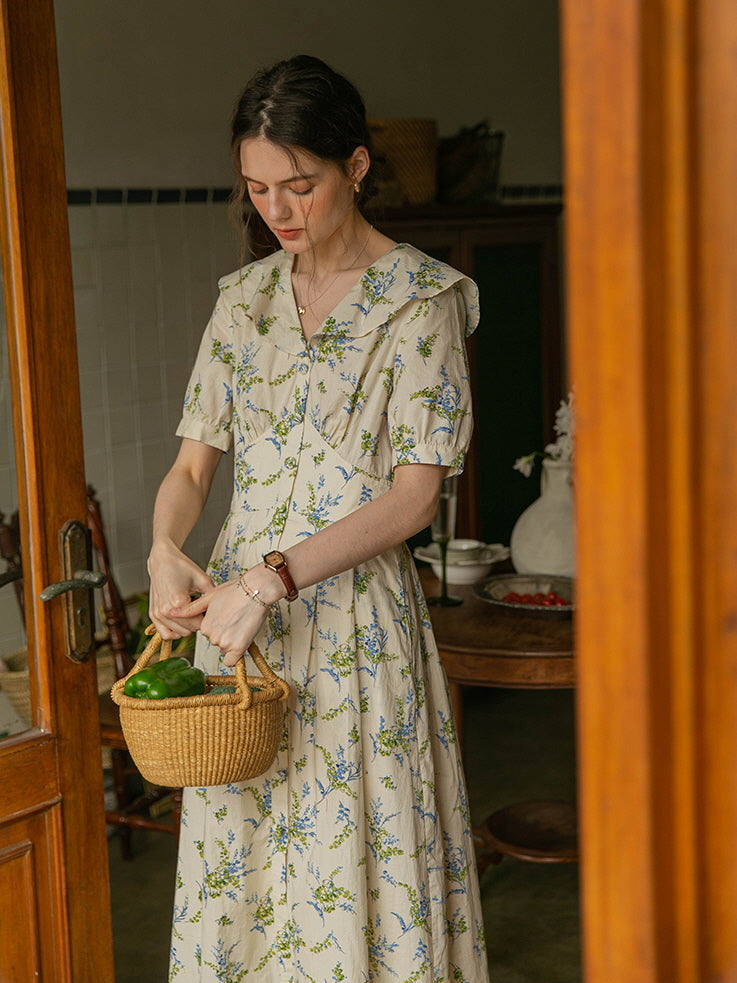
[0, 0, 114, 980]
[561, 0, 737, 980]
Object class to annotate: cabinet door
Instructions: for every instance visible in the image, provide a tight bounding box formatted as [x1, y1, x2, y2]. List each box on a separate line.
[470, 224, 563, 544]
[375, 208, 563, 546]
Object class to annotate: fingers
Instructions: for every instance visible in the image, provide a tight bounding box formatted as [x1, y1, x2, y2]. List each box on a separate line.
[151, 577, 268, 666]
[172, 591, 212, 618]
[149, 588, 205, 639]
[149, 613, 203, 641]
[195, 583, 268, 666]
[191, 568, 216, 595]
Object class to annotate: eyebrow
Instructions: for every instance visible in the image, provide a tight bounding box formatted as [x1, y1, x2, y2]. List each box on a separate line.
[242, 172, 319, 185]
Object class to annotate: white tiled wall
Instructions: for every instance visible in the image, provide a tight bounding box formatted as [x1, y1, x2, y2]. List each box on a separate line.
[1, 200, 243, 654]
[0, 284, 23, 656]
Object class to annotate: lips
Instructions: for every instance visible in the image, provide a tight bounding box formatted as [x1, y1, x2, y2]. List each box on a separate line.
[274, 228, 302, 241]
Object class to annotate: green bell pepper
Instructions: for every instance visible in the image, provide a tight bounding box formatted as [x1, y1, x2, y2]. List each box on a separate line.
[124, 656, 206, 699]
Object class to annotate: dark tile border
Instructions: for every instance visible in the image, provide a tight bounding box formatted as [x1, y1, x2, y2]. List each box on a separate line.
[67, 185, 562, 206]
[66, 187, 233, 205]
[500, 184, 563, 200]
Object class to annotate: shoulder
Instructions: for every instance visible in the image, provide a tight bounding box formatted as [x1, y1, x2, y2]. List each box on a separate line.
[359, 243, 479, 337]
[216, 250, 292, 312]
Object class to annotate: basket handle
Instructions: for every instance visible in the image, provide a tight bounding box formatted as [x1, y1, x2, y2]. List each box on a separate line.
[244, 641, 290, 700]
[133, 625, 289, 700]
[127, 627, 173, 672]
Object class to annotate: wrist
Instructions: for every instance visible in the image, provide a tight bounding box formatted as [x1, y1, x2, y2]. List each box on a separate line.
[236, 574, 273, 610]
[240, 565, 285, 605]
[262, 550, 299, 601]
[148, 536, 177, 571]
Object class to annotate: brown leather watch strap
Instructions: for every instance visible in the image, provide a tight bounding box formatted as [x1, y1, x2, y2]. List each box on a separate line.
[262, 550, 299, 601]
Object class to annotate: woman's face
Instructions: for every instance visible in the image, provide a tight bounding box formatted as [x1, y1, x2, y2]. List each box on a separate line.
[239, 136, 366, 254]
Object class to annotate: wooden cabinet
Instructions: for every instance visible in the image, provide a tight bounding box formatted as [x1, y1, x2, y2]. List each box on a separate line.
[371, 204, 565, 544]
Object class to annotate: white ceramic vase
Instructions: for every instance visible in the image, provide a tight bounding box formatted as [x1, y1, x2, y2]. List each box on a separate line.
[510, 458, 575, 577]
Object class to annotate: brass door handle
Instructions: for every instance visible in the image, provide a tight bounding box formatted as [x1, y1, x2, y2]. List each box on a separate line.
[38, 520, 106, 662]
[39, 569, 106, 601]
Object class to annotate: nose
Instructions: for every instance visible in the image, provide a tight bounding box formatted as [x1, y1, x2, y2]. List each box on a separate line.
[264, 189, 291, 224]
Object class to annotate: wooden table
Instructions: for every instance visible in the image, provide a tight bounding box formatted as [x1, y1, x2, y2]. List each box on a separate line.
[420, 566, 577, 865]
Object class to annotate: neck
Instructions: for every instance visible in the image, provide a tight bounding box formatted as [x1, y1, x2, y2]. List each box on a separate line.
[294, 213, 373, 278]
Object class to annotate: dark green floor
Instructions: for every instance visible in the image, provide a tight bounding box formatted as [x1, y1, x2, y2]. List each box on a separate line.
[109, 686, 581, 982]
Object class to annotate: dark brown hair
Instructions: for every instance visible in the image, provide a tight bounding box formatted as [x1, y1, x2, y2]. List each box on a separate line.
[229, 55, 376, 257]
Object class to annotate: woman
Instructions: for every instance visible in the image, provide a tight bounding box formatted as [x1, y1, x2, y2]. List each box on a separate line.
[149, 54, 490, 983]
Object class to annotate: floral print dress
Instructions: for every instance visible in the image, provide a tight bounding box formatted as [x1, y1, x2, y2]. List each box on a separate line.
[170, 243, 490, 983]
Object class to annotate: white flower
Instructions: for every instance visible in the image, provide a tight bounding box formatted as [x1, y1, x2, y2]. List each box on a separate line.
[513, 391, 575, 476]
[513, 454, 536, 478]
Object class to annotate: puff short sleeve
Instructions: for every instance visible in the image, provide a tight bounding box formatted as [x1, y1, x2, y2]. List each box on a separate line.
[175, 286, 235, 452]
[388, 283, 477, 476]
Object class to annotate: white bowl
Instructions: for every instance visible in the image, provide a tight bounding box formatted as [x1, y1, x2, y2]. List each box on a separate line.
[430, 559, 494, 584]
[446, 538, 484, 563]
[413, 542, 510, 585]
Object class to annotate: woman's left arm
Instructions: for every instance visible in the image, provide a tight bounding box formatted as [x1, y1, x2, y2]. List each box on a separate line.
[175, 463, 446, 665]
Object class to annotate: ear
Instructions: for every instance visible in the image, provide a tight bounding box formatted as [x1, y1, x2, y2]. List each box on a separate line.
[348, 145, 371, 185]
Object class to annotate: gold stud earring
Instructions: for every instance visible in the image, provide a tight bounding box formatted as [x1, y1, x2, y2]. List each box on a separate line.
[353, 182, 360, 193]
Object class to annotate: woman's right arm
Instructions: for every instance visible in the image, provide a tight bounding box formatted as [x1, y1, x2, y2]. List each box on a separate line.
[147, 436, 223, 639]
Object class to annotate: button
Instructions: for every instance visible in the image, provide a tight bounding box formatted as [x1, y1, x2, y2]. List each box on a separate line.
[285, 456, 298, 470]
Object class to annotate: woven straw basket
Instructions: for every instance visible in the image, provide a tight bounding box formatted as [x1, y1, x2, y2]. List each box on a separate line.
[368, 118, 438, 205]
[110, 629, 290, 787]
[0, 647, 31, 725]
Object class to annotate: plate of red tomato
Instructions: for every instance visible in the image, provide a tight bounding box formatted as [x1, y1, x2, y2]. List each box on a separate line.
[473, 574, 574, 618]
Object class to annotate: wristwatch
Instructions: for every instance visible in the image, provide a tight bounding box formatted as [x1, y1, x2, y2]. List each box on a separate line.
[262, 550, 299, 601]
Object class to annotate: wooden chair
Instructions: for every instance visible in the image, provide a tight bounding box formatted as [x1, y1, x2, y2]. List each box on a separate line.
[86, 486, 181, 859]
[0, 509, 24, 624]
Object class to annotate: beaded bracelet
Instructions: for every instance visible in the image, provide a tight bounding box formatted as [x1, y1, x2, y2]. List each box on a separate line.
[236, 574, 273, 610]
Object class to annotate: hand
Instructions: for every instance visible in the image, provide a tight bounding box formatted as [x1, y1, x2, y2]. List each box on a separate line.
[147, 538, 214, 639]
[174, 577, 272, 667]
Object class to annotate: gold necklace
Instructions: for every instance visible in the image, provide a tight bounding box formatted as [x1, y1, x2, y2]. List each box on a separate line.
[295, 225, 373, 317]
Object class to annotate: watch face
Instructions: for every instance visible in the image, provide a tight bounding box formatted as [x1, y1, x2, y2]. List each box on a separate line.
[264, 550, 284, 568]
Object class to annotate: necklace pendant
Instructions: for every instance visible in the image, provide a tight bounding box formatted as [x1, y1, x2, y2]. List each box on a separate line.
[297, 305, 306, 316]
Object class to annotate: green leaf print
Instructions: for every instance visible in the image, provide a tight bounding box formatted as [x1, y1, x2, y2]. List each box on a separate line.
[446, 908, 470, 939]
[362, 267, 395, 309]
[417, 258, 444, 288]
[390, 422, 417, 459]
[251, 886, 275, 933]
[365, 800, 404, 862]
[202, 939, 249, 983]
[371, 693, 428, 761]
[197, 838, 253, 901]
[353, 569, 376, 594]
[416, 332, 438, 359]
[294, 679, 317, 727]
[268, 362, 300, 386]
[258, 265, 282, 300]
[273, 790, 317, 855]
[360, 429, 379, 456]
[315, 744, 361, 798]
[254, 919, 305, 972]
[256, 313, 277, 335]
[248, 500, 288, 543]
[210, 338, 234, 364]
[183, 380, 203, 415]
[310, 868, 355, 916]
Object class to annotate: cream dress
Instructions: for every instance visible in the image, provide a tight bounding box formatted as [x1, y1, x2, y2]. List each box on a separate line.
[169, 243, 490, 983]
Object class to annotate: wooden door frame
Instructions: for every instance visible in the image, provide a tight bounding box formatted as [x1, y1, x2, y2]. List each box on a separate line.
[0, 0, 114, 978]
[561, 0, 737, 979]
